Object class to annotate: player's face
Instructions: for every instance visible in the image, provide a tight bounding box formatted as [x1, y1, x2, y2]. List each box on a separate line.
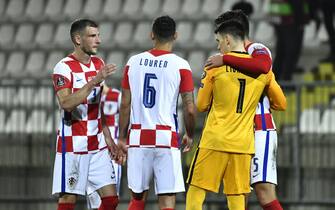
[80, 26, 101, 55]
[215, 33, 229, 54]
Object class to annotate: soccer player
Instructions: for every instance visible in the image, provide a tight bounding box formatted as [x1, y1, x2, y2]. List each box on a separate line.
[119, 15, 196, 210]
[186, 19, 274, 210]
[206, 10, 285, 210]
[51, 19, 121, 210]
[87, 85, 122, 210]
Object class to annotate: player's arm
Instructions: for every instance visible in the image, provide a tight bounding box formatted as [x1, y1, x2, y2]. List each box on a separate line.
[101, 109, 119, 159]
[205, 45, 272, 74]
[116, 88, 130, 164]
[180, 91, 196, 152]
[265, 71, 287, 111]
[119, 88, 131, 141]
[179, 68, 196, 152]
[197, 69, 214, 112]
[54, 64, 116, 112]
[117, 65, 131, 159]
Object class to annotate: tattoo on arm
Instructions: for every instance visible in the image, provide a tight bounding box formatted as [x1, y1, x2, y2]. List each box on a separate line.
[181, 92, 196, 138]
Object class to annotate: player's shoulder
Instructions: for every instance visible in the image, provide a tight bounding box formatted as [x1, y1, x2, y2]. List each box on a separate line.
[247, 42, 272, 56]
[53, 56, 73, 74]
[126, 51, 148, 64]
[173, 54, 189, 64]
[226, 51, 251, 58]
[91, 55, 105, 65]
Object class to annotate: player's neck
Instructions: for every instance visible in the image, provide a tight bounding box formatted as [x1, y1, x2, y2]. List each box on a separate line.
[72, 50, 91, 64]
[153, 42, 173, 52]
[230, 43, 246, 53]
[244, 39, 252, 47]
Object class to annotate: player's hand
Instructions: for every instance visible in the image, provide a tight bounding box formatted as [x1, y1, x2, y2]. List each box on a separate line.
[182, 134, 193, 153]
[94, 63, 117, 84]
[107, 139, 120, 161]
[116, 140, 127, 165]
[205, 54, 224, 70]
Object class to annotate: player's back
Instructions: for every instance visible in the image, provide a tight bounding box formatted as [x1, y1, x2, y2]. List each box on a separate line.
[198, 52, 271, 154]
[123, 49, 192, 148]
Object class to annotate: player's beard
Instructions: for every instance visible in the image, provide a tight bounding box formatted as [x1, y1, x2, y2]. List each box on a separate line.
[81, 45, 97, 55]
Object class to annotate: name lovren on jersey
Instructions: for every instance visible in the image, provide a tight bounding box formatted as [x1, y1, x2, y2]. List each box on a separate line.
[139, 58, 168, 68]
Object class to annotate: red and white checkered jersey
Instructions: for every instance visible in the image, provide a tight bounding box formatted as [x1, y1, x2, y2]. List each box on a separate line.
[254, 96, 276, 131]
[247, 43, 276, 131]
[122, 49, 194, 148]
[101, 88, 121, 140]
[52, 55, 107, 154]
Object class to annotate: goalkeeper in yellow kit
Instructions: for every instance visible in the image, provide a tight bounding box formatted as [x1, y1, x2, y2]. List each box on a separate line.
[186, 20, 275, 210]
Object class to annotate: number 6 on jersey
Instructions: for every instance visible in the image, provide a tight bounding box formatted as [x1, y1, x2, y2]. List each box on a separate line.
[143, 73, 157, 108]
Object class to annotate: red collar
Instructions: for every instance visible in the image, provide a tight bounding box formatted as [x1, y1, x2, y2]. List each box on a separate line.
[148, 49, 171, 57]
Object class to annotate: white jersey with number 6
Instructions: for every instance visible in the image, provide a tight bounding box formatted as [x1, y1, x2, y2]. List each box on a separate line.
[122, 49, 194, 149]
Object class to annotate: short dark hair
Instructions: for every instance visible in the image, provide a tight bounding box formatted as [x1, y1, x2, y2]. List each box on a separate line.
[152, 15, 176, 43]
[70, 19, 98, 44]
[215, 19, 245, 40]
[214, 10, 249, 38]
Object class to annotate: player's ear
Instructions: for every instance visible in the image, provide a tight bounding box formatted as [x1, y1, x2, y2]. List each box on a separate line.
[173, 32, 178, 41]
[150, 32, 155, 41]
[73, 33, 81, 46]
[225, 34, 230, 48]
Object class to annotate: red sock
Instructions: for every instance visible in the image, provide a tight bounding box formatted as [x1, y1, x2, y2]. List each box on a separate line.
[57, 203, 75, 210]
[98, 204, 104, 210]
[101, 196, 119, 210]
[262, 199, 283, 210]
[128, 199, 145, 210]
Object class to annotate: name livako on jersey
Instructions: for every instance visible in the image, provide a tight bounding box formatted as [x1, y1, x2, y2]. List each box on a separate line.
[139, 58, 168, 68]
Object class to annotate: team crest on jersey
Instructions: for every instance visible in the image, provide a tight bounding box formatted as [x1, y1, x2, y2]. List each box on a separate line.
[56, 76, 65, 87]
[68, 176, 77, 189]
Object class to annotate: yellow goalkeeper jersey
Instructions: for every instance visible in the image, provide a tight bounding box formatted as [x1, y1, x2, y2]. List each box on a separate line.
[197, 52, 272, 154]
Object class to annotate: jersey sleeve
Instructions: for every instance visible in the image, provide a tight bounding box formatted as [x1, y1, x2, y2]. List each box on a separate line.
[179, 68, 194, 92]
[52, 61, 72, 92]
[265, 71, 287, 111]
[197, 68, 214, 112]
[178, 59, 194, 93]
[222, 43, 272, 74]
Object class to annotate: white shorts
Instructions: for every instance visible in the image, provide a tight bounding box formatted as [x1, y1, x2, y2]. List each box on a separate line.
[86, 159, 122, 209]
[127, 147, 185, 194]
[251, 130, 278, 186]
[52, 149, 116, 196]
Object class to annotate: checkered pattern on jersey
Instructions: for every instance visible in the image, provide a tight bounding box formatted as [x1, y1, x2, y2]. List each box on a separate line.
[127, 124, 179, 148]
[101, 88, 121, 139]
[53, 55, 107, 153]
[102, 88, 120, 127]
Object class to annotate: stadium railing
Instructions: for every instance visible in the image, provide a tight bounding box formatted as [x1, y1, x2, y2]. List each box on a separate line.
[0, 78, 334, 210]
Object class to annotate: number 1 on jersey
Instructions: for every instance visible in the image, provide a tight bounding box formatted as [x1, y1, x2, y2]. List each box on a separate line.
[236, 78, 246, 113]
[143, 73, 157, 108]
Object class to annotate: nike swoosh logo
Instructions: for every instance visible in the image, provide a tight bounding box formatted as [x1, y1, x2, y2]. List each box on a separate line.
[76, 79, 82, 82]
